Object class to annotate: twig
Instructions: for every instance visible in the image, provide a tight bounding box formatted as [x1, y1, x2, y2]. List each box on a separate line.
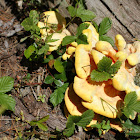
[30, 86, 37, 100]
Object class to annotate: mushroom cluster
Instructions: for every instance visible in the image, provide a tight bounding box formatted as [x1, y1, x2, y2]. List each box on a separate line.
[64, 23, 140, 131]
[37, 11, 71, 52]
[37, 11, 140, 132]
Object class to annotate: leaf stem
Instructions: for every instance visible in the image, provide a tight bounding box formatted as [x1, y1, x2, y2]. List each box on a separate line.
[65, 16, 76, 29]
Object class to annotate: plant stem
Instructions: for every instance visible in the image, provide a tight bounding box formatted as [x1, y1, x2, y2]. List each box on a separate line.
[65, 16, 76, 29]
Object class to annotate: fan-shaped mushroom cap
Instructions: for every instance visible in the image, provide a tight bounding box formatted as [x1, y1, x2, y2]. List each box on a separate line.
[64, 83, 123, 131]
[64, 84, 87, 116]
[75, 45, 91, 79]
[62, 52, 71, 60]
[43, 11, 66, 29]
[95, 41, 117, 60]
[91, 49, 105, 65]
[37, 21, 47, 40]
[73, 76, 123, 118]
[127, 41, 140, 66]
[112, 66, 140, 100]
[64, 84, 123, 131]
[115, 51, 128, 61]
[115, 34, 126, 51]
[47, 32, 67, 51]
[85, 22, 99, 47]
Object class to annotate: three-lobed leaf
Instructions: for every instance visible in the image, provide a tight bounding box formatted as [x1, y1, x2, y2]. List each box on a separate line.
[108, 60, 122, 74]
[63, 123, 75, 137]
[123, 92, 140, 118]
[90, 57, 121, 82]
[49, 83, 69, 107]
[90, 70, 112, 82]
[64, 110, 94, 137]
[97, 57, 112, 72]
[76, 110, 94, 127]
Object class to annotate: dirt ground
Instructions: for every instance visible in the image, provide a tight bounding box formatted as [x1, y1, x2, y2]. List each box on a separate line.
[0, 0, 139, 140]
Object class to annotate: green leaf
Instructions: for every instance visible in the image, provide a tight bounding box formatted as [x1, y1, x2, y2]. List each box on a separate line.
[76, 3, 96, 22]
[54, 71, 67, 82]
[76, 34, 88, 45]
[24, 45, 35, 59]
[64, 110, 94, 137]
[57, 83, 69, 93]
[46, 34, 59, 43]
[54, 79, 64, 87]
[49, 90, 64, 107]
[76, 23, 89, 37]
[44, 75, 54, 84]
[37, 44, 49, 55]
[123, 107, 134, 118]
[21, 18, 33, 31]
[63, 123, 75, 137]
[49, 83, 69, 107]
[90, 70, 112, 82]
[54, 59, 64, 73]
[29, 10, 39, 25]
[123, 119, 140, 137]
[91, 21, 99, 32]
[20, 36, 29, 42]
[43, 54, 54, 63]
[30, 121, 37, 126]
[76, 110, 94, 127]
[99, 35, 114, 46]
[68, 6, 76, 17]
[124, 92, 137, 107]
[0, 76, 14, 94]
[99, 17, 112, 35]
[37, 122, 48, 131]
[78, 10, 96, 22]
[90, 56, 121, 82]
[62, 36, 76, 46]
[108, 60, 122, 74]
[123, 92, 138, 118]
[63, 115, 77, 137]
[38, 115, 49, 123]
[101, 120, 111, 130]
[97, 56, 112, 72]
[138, 115, 140, 124]
[132, 101, 140, 112]
[0, 93, 15, 112]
